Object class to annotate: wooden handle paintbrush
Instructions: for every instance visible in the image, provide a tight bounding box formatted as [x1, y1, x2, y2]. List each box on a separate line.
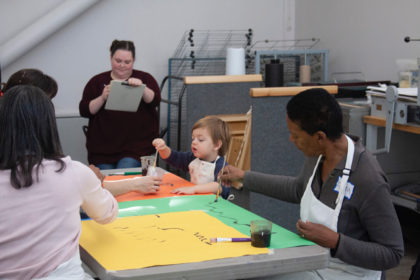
[215, 156, 227, 202]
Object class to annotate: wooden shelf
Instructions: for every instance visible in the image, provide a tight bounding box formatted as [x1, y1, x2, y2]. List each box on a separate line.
[215, 114, 248, 134]
[363, 115, 420, 135]
[250, 85, 338, 97]
[184, 74, 262, 85]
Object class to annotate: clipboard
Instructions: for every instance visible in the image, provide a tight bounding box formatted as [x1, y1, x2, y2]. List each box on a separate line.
[105, 81, 145, 112]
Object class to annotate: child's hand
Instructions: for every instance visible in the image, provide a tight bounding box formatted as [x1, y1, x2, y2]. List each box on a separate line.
[152, 138, 167, 151]
[152, 138, 171, 159]
[170, 186, 196, 195]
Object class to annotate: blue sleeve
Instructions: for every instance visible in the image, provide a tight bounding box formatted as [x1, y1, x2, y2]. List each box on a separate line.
[214, 157, 230, 199]
[164, 150, 196, 171]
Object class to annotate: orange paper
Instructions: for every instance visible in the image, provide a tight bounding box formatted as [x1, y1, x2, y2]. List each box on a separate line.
[105, 173, 210, 202]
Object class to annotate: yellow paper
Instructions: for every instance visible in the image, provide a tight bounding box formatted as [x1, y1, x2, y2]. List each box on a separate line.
[80, 211, 268, 270]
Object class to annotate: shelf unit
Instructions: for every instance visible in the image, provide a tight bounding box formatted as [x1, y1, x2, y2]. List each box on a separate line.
[254, 49, 329, 85]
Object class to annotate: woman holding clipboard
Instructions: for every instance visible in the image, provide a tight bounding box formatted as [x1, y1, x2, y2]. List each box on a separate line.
[79, 39, 161, 170]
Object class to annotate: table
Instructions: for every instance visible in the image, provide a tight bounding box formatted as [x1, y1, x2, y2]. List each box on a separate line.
[81, 244, 327, 280]
[81, 169, 329, 280]
[363, 115, 420, 213]
[363, 115, 420, 152]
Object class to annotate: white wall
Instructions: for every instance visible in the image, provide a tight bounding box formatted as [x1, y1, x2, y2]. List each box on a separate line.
[295, 0, 420, 82]
[1, 0, 294, 163]
[1, 0, 294, 115]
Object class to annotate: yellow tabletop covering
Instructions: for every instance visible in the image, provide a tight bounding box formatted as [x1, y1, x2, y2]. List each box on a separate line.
[80, 210, 268, 270]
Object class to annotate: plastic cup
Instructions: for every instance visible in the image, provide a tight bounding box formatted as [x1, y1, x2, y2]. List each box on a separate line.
[250, 220, 272, 248]
[146, 166, 165, 179]
[140, 155, 155, 175]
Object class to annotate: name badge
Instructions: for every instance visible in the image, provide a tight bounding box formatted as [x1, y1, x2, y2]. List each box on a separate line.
[334, 176, 355, 200]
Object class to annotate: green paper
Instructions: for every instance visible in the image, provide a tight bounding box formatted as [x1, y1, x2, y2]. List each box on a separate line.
[118, 195, 314, 249]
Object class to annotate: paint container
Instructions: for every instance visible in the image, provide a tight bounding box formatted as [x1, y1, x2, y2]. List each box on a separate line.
[146, 166, 165, 179]
[140, 155, 154, 176]
[250, 220, 272, 247]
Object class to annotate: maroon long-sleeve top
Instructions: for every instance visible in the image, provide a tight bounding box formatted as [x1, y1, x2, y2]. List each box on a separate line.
[79, 70, 161, 165]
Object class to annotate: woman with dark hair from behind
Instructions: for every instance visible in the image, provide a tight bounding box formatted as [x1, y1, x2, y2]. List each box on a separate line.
[1, 67, 161, 197]
[1, 68, 58, 99]
[0, 85, 118, 279]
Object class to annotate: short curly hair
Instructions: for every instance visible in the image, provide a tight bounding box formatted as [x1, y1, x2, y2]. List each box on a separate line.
[287, 88, 343, 141]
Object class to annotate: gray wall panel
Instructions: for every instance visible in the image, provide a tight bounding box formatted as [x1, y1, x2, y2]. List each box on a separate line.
[250, 96, 303, 233]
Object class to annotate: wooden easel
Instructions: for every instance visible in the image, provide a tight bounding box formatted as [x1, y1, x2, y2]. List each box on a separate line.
[213, 108, 252, 171]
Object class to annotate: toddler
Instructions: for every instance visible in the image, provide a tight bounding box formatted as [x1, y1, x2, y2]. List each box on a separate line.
[153, 116, 230, 199]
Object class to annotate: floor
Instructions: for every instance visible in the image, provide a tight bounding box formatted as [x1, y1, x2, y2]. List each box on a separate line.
[386, 206, 420, 280]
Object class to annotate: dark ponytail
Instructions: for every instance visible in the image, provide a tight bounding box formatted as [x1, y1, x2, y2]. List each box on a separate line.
[110, 39, 136, 59]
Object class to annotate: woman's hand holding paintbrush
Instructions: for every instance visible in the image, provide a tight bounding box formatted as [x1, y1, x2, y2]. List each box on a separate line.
[218, 165, 245, 190]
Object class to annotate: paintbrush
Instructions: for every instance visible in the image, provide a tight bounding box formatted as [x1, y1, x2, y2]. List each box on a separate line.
[210, 237, 251, 243]
[153, 149, 158, 168]
[215, 156, 227, 202]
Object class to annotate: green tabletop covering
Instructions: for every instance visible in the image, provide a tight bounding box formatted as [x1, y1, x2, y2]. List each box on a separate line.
[118, 195, 314, 249]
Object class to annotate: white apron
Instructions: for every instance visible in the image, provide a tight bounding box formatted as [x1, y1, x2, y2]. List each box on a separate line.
[189, 156, 219, 185]
[300, 135, 381, 280]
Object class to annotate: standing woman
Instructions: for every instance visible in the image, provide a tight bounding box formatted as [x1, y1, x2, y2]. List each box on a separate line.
[79, 39, 161, 170]
[0, 85, 118, 279]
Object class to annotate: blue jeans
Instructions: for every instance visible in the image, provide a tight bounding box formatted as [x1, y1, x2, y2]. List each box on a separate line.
[96, 157, 141, 170]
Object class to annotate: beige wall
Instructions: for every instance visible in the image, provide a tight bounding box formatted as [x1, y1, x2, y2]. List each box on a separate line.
[1, 0, 294, 163]
[295, 0, 420, 82]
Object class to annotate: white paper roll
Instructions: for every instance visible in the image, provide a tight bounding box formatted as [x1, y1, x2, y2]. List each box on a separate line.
[225, 47, 245, 75]
[299, 65, 311, 83]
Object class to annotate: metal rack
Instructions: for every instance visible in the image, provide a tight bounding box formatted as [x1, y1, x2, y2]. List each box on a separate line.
[251, 38, 327, 85]
[172, 29, 253, 61]
[163, 32, 328, 150]
[165, 29, 254, 150]
[254, 49, 329, 85]
[250, 38, 320, 51]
